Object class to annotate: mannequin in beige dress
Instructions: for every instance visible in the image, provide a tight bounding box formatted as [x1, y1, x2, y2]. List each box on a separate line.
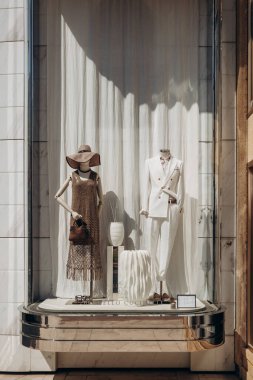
[55, 145, 103, 302]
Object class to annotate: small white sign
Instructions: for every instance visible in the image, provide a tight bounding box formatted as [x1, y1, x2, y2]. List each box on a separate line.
[177, 294, 196, 308]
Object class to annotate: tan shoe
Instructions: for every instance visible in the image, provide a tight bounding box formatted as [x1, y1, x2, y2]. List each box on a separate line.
[147, 292, 162, 303]
[162, 293, 171, 303]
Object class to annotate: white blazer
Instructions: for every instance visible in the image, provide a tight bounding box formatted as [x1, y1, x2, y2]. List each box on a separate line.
[142, 155, 184, 218]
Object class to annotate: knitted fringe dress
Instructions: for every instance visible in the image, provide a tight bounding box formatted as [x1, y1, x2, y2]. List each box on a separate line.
[66, 170, 102, 281]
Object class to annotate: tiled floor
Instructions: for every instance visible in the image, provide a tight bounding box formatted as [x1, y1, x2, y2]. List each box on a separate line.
[0, 370, 240, 380]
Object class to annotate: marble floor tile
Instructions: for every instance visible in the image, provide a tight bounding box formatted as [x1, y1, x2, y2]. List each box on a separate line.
[0, 8, 24, 42]
[198, 375, 238, 379]
[0, 173, 24, 205]
[0, 376, 24, 379]
[19, 377, 55, 380]
[0, 107, 24, 140]
[0, 140, 23, 172]
[85, 377, 174, 380]
[0, 41, 24, 74]
[0, 74, 24, 107]
[58, 353, 189, 369]
[0, 372, 239, 380]
[0, 237, 24, 270]
[0, 205, 24, 238]
[67, 370, 177, 376]
[0, 302, 21, 335]
[0, 0, 23, 7]
[177, 372, 200, 380]
[0, 270, 24, 302]
[68, 370, 178, 379]
[0, 335, 30, 372]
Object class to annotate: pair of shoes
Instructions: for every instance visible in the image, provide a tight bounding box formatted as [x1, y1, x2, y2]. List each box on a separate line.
[162, 293, 171, 303]
[147, 292, 162, 303]
[73, 295, 92, 305]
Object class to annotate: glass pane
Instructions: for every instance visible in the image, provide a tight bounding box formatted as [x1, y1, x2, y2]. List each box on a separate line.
[31, 0, 216, 311]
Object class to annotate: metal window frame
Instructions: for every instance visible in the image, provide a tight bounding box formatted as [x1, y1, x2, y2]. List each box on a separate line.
[26, 0, 221, 307]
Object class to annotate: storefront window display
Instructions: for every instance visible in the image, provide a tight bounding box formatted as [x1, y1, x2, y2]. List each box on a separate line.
[31, 0, 216, 311]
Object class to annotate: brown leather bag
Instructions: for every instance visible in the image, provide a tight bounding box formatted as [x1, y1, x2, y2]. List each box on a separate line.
[69, 218, 90, 244]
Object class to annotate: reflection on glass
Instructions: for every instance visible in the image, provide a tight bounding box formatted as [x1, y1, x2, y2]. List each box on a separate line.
[32, 0, 215, 310]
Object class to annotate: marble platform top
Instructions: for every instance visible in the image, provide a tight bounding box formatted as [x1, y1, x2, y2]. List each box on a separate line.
[38, 297, 206, 313]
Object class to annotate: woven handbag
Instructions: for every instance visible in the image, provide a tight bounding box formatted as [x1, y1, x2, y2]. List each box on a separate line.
[69, 218, 90, 244]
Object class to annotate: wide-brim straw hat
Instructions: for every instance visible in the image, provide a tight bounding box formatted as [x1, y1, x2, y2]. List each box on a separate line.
[66, 145, 101, 169]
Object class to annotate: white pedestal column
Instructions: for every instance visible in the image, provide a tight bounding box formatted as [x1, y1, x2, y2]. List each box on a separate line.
[107, 246, 124, 300]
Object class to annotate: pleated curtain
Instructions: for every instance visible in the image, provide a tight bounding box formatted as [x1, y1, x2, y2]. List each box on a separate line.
[47, 0, 206, 299]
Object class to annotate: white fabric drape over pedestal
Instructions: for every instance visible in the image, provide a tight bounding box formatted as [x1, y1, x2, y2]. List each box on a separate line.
[47, 0, 205, 299]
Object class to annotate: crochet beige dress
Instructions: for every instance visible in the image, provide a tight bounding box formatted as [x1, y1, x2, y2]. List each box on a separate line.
[66, 170, 102, 281]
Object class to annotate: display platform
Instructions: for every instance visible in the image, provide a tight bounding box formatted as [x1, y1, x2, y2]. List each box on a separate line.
[19, 301, 225, 353]
[38, 297, 206, 313]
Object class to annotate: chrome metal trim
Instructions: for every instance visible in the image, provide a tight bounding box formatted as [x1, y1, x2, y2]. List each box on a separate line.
[19, 302, 225, 352]
[27, 0, 34, 306]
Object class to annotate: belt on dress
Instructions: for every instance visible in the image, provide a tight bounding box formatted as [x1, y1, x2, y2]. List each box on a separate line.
[168, 198, 177, 204]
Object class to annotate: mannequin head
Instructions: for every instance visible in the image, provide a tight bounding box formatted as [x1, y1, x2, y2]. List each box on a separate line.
[160, 148, 171, 160]
[79, 161, 90, 172]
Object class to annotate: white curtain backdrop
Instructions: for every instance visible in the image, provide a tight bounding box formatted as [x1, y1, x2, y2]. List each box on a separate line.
[47, 0, 206, 299]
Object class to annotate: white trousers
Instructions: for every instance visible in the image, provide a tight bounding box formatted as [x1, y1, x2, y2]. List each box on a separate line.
[149, 204, 180, 281]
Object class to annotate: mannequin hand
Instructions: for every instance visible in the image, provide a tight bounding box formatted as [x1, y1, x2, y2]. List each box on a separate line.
[71, 211, 82, 220]
[139, 209, 149, 218]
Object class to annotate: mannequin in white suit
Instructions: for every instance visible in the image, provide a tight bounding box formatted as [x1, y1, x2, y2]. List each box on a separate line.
[140, 149, 184, 301]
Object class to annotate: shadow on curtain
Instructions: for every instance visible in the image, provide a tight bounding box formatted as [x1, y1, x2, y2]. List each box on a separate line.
[47, 0, 211, 299]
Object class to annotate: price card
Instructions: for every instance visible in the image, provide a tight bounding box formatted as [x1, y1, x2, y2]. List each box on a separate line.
[177, 294, 196, 308]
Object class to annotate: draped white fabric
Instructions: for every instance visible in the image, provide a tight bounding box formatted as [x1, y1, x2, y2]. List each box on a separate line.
[47, 0, 209, 299]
